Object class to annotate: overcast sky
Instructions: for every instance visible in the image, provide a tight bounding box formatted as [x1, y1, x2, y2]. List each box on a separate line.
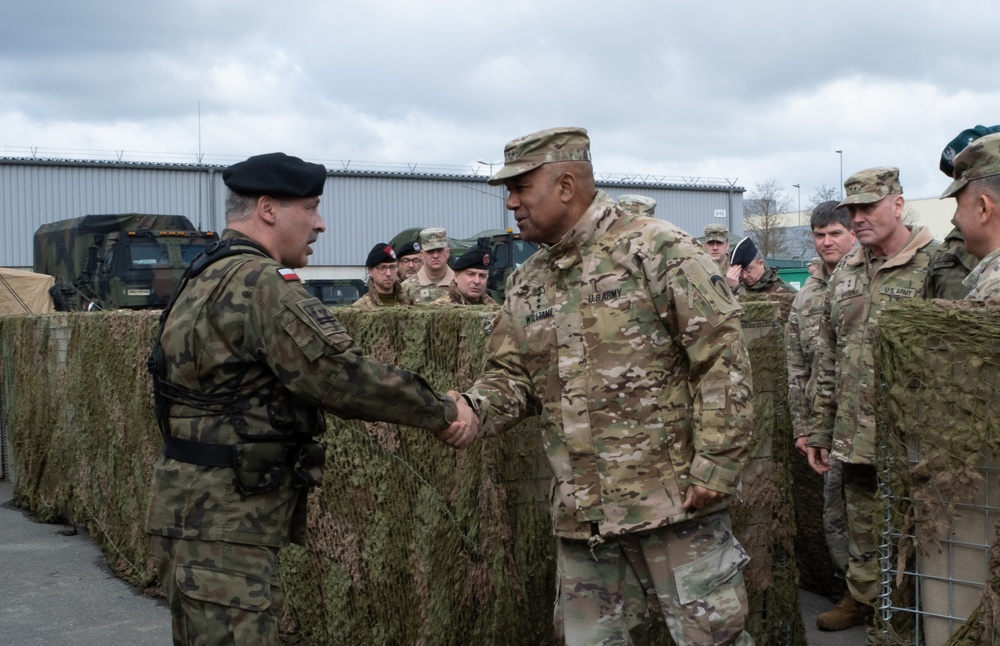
[3, 0, 999, 206]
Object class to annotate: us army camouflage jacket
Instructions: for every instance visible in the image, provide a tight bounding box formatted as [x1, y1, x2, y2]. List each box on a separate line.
[146, 230, 457, 548]
[965, 247, 1000, 301]
[809, 226, 939, 464]
[350, 281, 413, 309]
[465, 191, 754, 541]
[402, 266, 455, 303]
[785, 265, 830, 441]
[928, 226, 976, 299]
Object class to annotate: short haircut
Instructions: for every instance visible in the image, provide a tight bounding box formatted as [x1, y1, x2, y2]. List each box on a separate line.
[970, 174, 1000, 203]
[810, 200, 851, 231]
[224, 191, 292, 223]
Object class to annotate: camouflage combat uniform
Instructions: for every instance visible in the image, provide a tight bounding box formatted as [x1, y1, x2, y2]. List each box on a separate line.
[965, 247, 1000, 300]
[785, 265, 848, 577]
[465, 191, 755, 645]
[809, 225, 939, 604]
[401, 266, 455, 303]
[146, 229, 457, 645]
[350, 281, 413, 309]
[928, 226, 976, 299]
[737, 266, 795, 295]
[428, 285, 500, 309]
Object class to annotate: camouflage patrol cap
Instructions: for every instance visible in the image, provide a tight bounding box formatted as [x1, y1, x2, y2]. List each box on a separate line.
[418, 227, 449, 251]
[487, 127, 591, 186]
[704, 223, 729, 243]
[940, 132, 1000, 199]
[618, 194, 657, 217]
[838, 167, 903, 207]
[940, 125, 1000, 177]
[223, 152, 327, 198]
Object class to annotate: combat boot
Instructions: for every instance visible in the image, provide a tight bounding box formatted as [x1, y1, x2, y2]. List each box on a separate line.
[816, 595, 872, 631]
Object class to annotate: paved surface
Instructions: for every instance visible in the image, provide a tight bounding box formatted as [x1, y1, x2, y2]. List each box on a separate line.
[2, 479, 870, 645]
[0, 481, 170, 646]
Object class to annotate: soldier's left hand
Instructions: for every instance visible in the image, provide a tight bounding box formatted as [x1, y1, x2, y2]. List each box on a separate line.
[682, 484, 727, 511]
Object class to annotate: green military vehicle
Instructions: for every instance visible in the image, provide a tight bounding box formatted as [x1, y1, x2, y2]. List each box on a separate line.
[33, 214, 219, 311]
[389, 227, 539, 303]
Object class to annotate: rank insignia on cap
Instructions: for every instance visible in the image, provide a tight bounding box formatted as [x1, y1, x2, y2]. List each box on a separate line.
[278, 268, 301, 282]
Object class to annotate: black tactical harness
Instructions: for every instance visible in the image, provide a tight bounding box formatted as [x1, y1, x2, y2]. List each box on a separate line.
[147, 237, 324, 493]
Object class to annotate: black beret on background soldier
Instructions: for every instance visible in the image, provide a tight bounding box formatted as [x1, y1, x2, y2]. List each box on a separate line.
[352, 242, 414, 309]
[145, 152, 471, 645]
[395, 239, 423, 281]
[430, 244, 500, 308]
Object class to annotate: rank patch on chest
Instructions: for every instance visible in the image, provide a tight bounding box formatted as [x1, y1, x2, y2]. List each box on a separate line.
[278, 268, 301, 282]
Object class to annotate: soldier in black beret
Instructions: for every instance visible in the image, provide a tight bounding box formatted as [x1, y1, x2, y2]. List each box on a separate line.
[730, 237, 795, 295]
[429, 245, 499, 309]
[396, 240, 423, 282]
[352, 243, 414, 309]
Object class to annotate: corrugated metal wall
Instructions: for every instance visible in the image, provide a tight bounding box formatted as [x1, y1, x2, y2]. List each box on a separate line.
[1, 159, 744, 268]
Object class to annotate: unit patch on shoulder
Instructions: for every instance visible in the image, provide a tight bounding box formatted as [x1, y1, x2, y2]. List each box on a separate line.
[300, 298, 343, 336]
[278, 268, 300, 282]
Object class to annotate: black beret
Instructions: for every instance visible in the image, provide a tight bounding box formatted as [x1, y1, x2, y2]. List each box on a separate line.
[730, 237, 758, 269]
[365, 243, 397, 268]
[223, 152, 327, 198]
[453, 246, 491, 272]
[396, 240, 420, 258]
[940, 125, 1000, 177]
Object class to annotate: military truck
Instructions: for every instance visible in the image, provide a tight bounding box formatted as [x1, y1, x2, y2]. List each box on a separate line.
[388, 227, 539, 303]
[33, 214, 219, 311]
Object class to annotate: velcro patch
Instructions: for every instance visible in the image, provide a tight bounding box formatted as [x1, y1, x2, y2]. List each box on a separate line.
[879, 285, 917, 298]
[300, 299, 342, 335]
[278, 268, 300, 282]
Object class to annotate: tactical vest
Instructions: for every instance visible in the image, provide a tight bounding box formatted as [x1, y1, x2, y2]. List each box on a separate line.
[147, 238, 324, 494]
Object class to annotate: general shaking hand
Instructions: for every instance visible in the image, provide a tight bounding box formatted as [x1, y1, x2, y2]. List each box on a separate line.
[436, 391, 480, 449]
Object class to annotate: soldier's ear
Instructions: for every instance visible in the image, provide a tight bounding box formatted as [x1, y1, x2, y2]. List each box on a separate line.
[980, 192, 997, 225]
[257, 196, 279, 225]
[555, 170, 577, 204]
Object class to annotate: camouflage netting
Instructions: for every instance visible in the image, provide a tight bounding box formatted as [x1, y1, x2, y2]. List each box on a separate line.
[872, 300, 1000, 646]
[1, 302, 804, 645]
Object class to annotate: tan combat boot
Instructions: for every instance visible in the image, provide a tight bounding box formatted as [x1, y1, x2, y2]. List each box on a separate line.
[816, 595, 873, 631]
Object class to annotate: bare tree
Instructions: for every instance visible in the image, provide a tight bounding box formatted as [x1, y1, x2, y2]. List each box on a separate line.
[743, 179, 793, 258]
[807, 184, 840, 211]
[902, 203, 921, 226]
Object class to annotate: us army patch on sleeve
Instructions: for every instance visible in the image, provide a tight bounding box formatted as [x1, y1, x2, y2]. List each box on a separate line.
[299, 298, 344, 336]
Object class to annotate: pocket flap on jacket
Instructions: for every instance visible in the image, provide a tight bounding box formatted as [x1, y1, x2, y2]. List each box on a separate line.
[177, 563, 271, 611]
[673, 534, 749, 605]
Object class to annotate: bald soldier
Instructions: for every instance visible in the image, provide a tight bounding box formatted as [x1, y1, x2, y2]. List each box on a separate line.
[940, 132, 1000, 300]
[145, 152, 469, 645]
[401, 227, 455, 303]
[352, 242, 414, 309]
[447, 127, 755, 645]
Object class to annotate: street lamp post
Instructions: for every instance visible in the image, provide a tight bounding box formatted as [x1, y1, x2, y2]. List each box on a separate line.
[792, 183, 801, 226]
[836, 150, 844, 199]
[478, 159, 505, 229]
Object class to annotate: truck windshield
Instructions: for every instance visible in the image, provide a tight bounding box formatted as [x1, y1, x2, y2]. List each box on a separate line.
[180, 243, 209, 265]
[129, 240, 171, 268]
[510, 240, 538, 268]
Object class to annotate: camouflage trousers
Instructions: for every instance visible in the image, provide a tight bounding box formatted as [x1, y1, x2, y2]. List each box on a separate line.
[554, 510, 755, 646]
[823, 458, 849, 578]
[840, 463, 879, 604]
[150, 535, 283, 646]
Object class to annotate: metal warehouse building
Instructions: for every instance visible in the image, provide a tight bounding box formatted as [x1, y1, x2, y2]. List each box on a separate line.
[1, 157, 744, 279]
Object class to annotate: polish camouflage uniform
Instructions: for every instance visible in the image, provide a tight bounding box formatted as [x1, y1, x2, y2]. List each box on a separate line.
[147, 218, 457, 643]
[467, 129, 755, 645]
[402, 228, 454, 303]
[350, 281, 413, 309]
[785, 264, 848, 577]
[965, 248, 1000, 300]
[927, 226, 976, 299]
[737, 266, 794, 295]
[809, 167, 940, 606]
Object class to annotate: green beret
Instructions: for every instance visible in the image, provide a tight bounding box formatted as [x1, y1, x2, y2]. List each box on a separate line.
[223, 152, 327, 198]
[940, 125, 1000, 178]
[940, 132, 1000, 199]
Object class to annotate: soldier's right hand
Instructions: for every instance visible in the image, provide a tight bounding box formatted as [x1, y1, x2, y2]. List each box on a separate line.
[437, 391, 480, 449]
[806, 446, 831, 475]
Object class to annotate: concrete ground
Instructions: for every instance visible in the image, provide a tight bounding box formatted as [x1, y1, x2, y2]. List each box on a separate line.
[2, 479, 871, 645]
